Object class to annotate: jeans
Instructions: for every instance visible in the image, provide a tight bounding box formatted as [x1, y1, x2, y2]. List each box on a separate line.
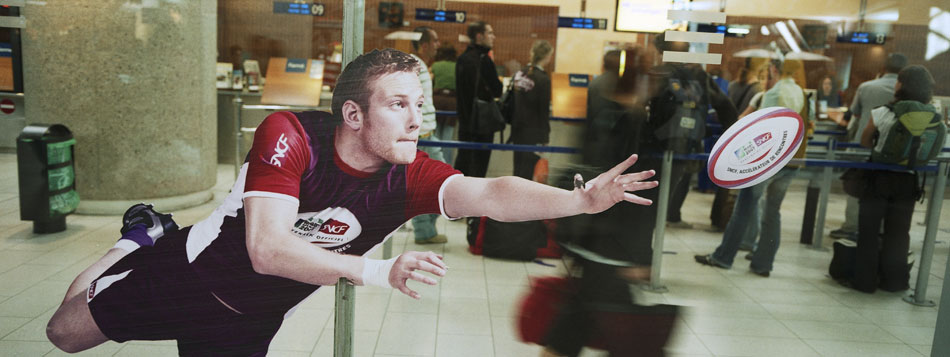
[434, 122, 456, 166]
[412, 134, 446, 241]
[710, 168, 797, 273]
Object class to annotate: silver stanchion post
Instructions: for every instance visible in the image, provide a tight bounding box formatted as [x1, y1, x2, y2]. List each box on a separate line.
[904, 159, 949, 307]
[811, 138, 835, 251]
[334, 1, 364, 356]
[334, 278, 355, 357]
[233, 96, 244, 179]
[647, 150, 673, 293]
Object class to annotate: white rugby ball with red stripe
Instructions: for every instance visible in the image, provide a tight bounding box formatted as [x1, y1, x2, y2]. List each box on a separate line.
[708, 107, 804, 189]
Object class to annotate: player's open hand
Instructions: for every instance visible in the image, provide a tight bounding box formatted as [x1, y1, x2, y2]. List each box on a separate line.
[389, 251, 447, 299]
[576, 154, 658, 214]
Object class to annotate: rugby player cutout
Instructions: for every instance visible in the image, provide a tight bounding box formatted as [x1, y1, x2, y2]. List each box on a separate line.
[46, 49, 659, 355]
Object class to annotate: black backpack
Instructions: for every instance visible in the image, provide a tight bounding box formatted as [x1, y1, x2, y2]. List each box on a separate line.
[467, 217, 547, 261]
[648, 64, 709, 153]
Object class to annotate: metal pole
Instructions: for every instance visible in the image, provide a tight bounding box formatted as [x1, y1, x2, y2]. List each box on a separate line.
[647, 150, 673, 293]
[811, 138, 835, 251]
[931, 250, 950, 356]
[233, 95, 244, 179]
[903, 159, 949, 307]
[341, 1, 364, 67]
[333, 278, 355, 357]
[335, 2, 364, 356]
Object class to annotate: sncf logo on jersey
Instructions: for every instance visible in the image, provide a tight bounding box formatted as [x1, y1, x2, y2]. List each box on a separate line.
[291, 207, 362, 249]
[269, 133, 290, 167]
[319, 219, 350, 235]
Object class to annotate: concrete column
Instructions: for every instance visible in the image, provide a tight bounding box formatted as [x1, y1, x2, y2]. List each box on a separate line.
[22, 1, 218, 214]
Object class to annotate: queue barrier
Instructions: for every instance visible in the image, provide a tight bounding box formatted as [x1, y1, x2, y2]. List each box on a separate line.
[416, 138, 949, 306]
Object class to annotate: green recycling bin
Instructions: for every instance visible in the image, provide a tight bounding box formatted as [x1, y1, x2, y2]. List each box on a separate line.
[17, 124, 79, 233]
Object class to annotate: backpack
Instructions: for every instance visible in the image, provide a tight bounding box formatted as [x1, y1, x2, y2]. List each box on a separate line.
[649, 64, 709, 154]
[466, 217, 556, 261]
[871, 101, 946, 168]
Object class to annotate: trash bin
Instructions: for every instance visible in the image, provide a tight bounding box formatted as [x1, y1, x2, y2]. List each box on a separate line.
[17, 124, 79, 233]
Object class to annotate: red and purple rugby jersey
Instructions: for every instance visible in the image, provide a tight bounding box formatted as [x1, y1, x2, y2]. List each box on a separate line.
[184, 111, 461, 315]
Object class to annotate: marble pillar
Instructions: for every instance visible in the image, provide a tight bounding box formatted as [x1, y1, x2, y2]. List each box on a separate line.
[22, 1, 217, 214]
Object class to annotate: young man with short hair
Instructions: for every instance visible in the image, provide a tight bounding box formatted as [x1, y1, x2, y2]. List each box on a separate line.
[46, 48, 659, 355]
[455, 20, 502, 178]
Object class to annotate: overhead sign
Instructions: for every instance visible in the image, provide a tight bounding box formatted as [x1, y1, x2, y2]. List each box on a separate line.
[558, 17, 608, 30]
[837, 32, 886, 45]
[696, 24, 751, 38]
[415, 8, 466, 23]
[273, 2, 325, 16]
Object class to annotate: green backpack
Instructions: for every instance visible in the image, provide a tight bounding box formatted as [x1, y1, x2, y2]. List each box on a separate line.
[871, 101, 946, 168]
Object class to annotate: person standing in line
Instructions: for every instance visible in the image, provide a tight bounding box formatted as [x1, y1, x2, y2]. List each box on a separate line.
[431, 45, 459, 166]
[509, 40, 553, 180]
[830, 53, 907, 240]
[454, 20, 502, 178]
[408, 26, 448, 244]
[850, 65, 939, 293]
[695, 58, 809, 277]
[709, 59, 767, 232]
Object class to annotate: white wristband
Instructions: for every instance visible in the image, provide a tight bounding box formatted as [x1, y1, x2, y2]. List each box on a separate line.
[361, 256, 399, 289]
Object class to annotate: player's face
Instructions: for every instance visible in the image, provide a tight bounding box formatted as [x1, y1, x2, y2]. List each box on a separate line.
[362, 71, 424, 165]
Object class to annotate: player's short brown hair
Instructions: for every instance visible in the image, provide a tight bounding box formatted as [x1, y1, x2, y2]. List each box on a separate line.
[331, 49, 421, 124]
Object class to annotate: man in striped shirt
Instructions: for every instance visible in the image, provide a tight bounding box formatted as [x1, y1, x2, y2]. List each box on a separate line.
[409, 26, 448, 244]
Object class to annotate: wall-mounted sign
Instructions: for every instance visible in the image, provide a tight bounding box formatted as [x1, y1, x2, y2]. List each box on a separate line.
[558, 17, 607, 30]
[273, 2, 325, 16]
[568, 74, 590, 88]
[415, 8, 466, 23]
[285, 58, 308, 73]
[837, 32, 886, 45]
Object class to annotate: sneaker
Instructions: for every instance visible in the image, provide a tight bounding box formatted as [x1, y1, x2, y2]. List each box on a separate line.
[694, 254, 729, 269]
[415, 234, 448, 244]
[666, 221, 693, 229]
[830, 228, 856, 239]
[751, 269, 770, 278]
[121, 203, 179, 242]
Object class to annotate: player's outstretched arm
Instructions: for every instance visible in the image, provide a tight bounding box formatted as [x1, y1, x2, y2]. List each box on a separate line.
[442, 154, 658, 222]
[244, 196, 446, 298]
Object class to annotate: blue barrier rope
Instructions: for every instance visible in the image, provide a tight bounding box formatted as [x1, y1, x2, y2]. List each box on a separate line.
[420, 139, 943, 172]
[418, 140, 580, 154]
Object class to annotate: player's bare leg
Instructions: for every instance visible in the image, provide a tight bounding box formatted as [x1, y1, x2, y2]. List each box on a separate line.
[47, 204, 178, 353]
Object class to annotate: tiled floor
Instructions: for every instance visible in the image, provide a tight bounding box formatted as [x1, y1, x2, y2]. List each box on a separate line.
[0, 152, 946, 356]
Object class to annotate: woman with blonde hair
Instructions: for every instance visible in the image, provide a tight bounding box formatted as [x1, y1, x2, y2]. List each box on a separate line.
[509, 40, 554, 179]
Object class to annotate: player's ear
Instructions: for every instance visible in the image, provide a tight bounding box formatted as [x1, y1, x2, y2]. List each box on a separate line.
[341, 100, 363, 130]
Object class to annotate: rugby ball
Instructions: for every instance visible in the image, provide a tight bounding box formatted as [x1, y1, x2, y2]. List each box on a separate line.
[708, 107, 804, 189]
